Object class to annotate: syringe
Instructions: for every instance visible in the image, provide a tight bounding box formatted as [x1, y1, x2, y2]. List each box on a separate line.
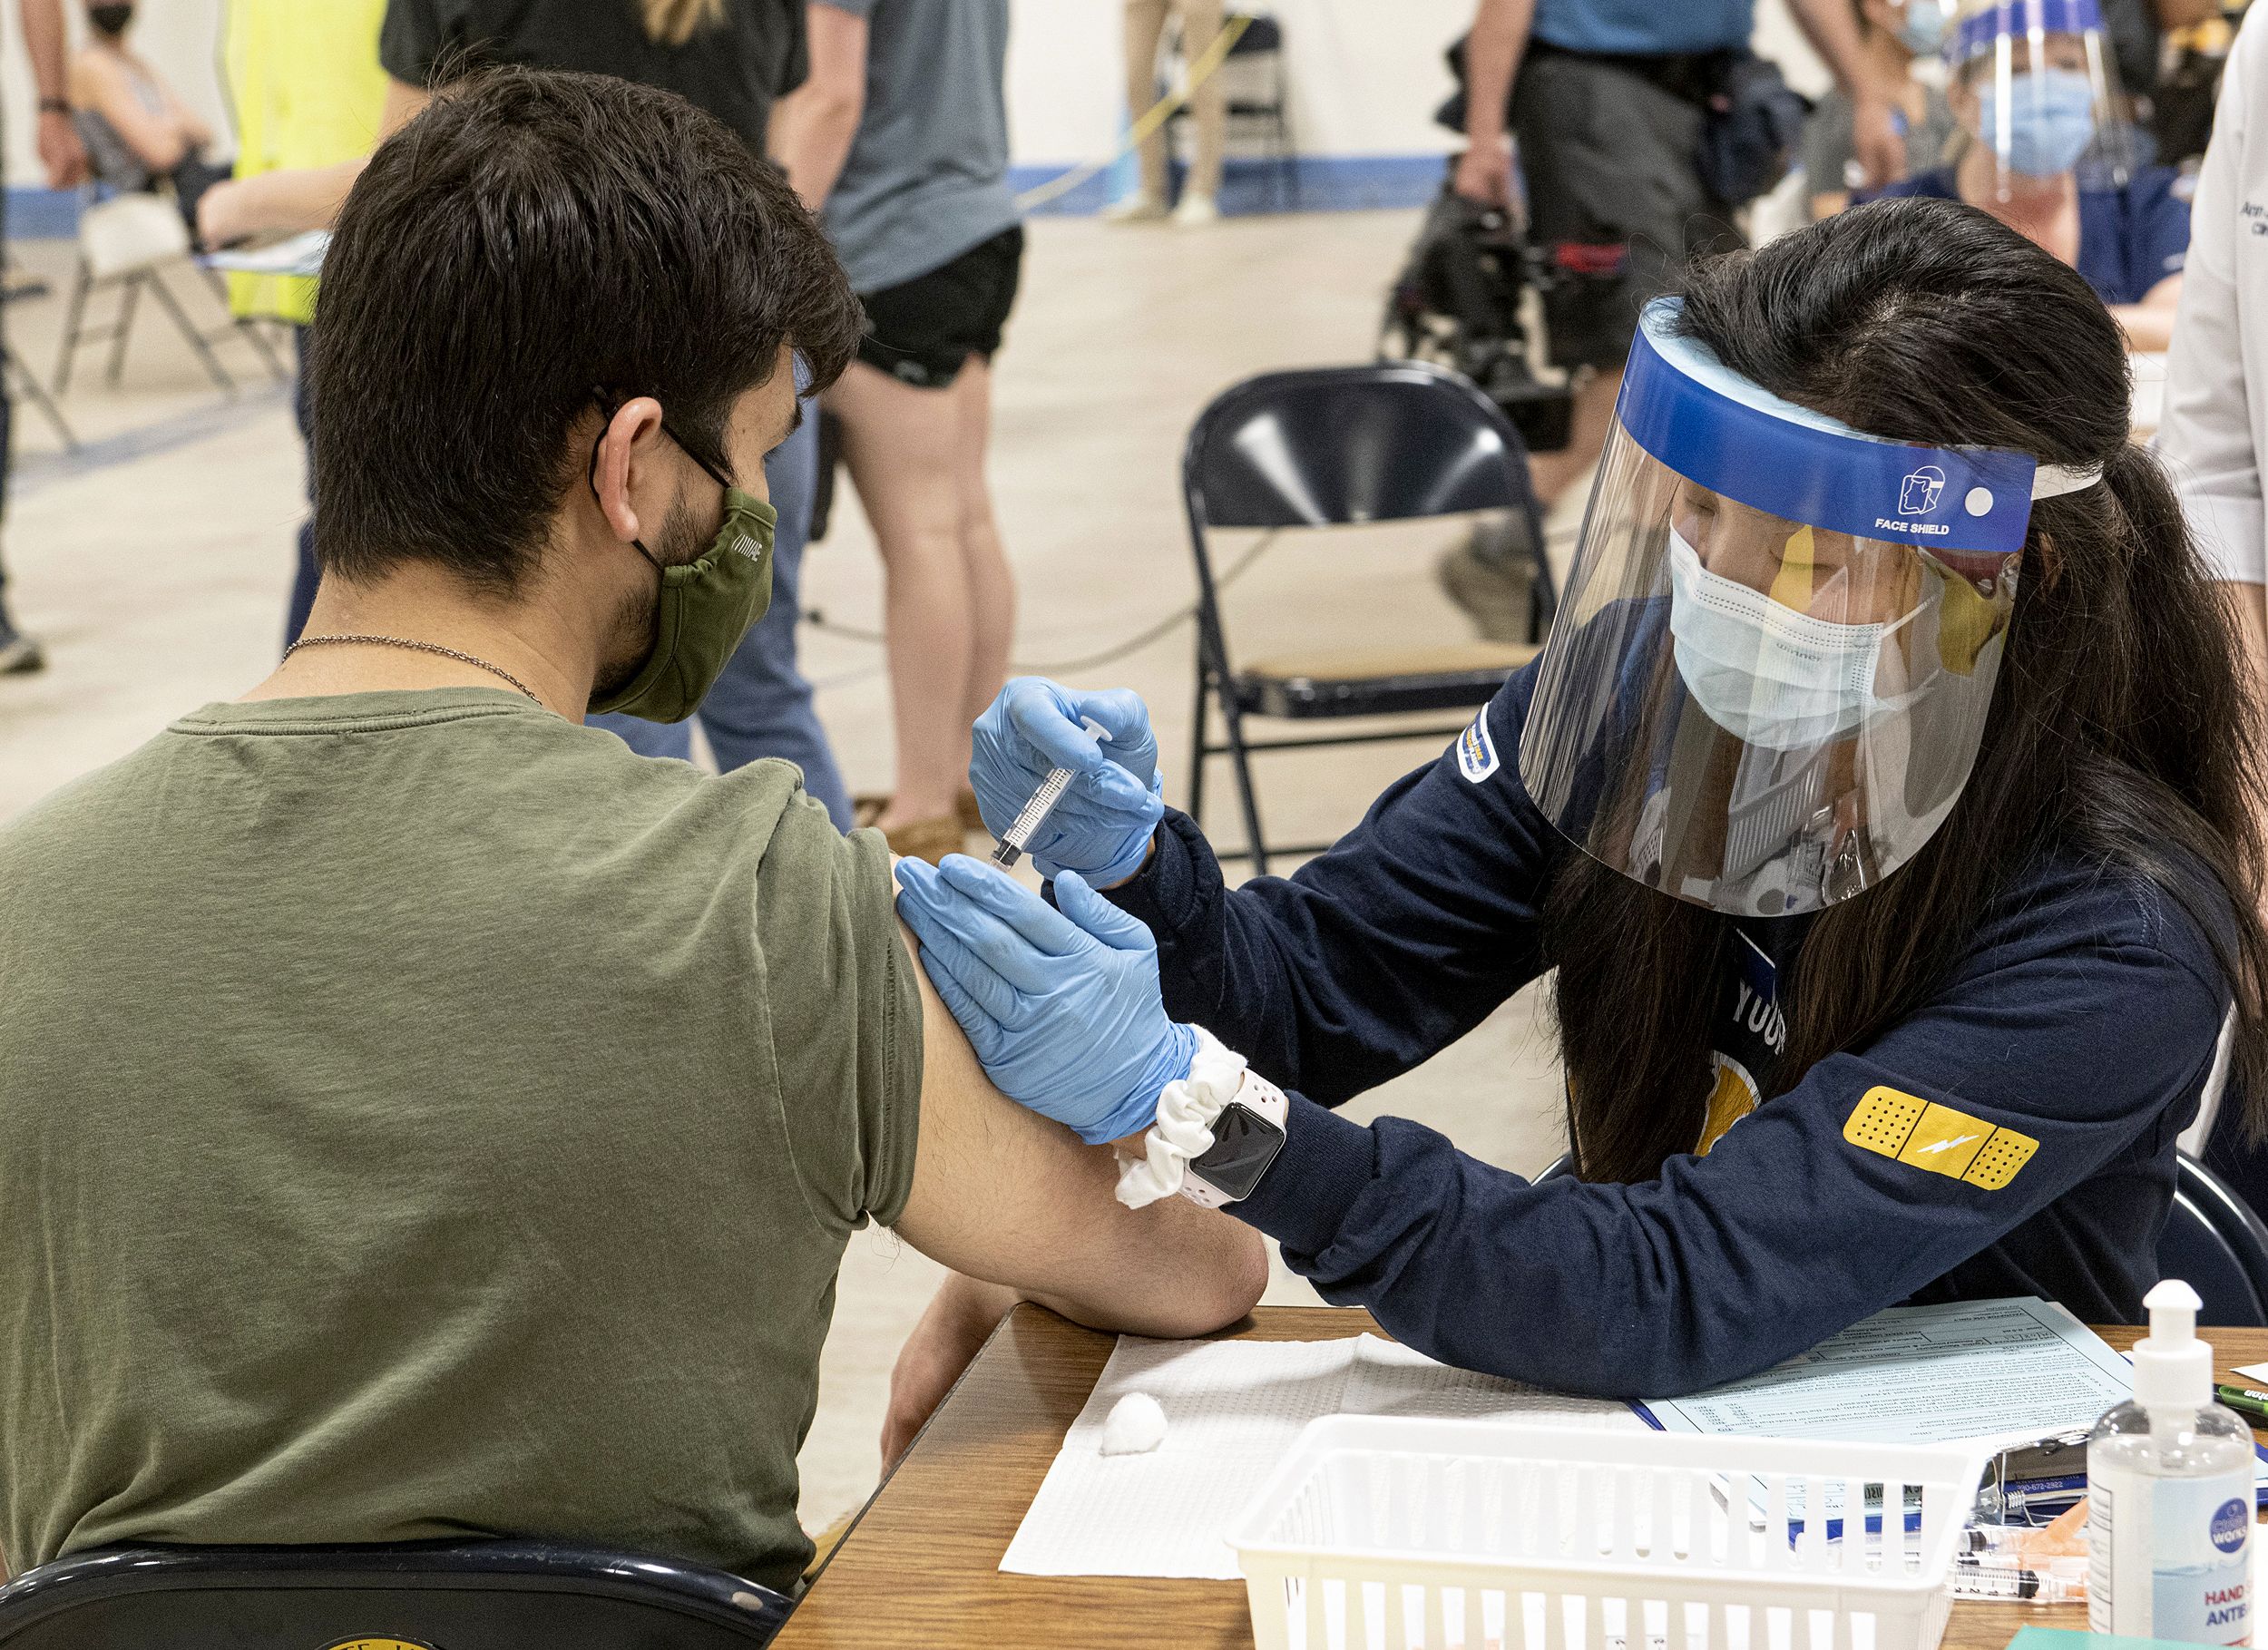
[1947, 1555, 2087, 1603]
[991, 717, 1110, 869]
[992, 766, 1075, 869]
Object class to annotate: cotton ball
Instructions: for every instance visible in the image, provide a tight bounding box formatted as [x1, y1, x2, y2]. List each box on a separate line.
[1098, 1391, 1168, 1456]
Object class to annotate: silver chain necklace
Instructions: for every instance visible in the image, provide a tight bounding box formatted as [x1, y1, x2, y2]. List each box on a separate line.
[282, 633, 545, 707]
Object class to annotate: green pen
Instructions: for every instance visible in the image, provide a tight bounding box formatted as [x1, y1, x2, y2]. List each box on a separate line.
[2213, 1383, 2268, 1422]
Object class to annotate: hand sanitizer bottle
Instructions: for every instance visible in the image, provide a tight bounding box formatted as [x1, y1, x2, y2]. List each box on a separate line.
[2089, 1279, 2254, 1644]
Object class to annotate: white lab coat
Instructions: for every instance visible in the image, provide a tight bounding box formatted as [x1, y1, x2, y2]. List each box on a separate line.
[2159, 3, 2268, 585]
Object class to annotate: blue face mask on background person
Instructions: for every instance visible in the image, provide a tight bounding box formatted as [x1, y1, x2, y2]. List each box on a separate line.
[1897, 0, 1948, 57]
[1977, 68, 2099, 178]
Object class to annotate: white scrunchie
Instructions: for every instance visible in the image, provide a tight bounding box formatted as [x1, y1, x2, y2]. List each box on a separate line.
[1114, 1024, 1246, 1209]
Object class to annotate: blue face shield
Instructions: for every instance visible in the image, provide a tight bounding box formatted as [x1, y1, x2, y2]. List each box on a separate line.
[1976, 68, 2099, 178]
[1518, 300, 2102, 918]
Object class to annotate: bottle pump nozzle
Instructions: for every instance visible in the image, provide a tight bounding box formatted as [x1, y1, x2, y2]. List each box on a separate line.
[2134, 1277, 2211, 1410]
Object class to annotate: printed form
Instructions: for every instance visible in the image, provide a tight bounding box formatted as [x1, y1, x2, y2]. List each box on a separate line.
[1639, 1297, 2136, 1441]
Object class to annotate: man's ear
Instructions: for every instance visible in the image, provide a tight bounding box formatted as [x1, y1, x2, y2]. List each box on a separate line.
[590, 396, 667, 546]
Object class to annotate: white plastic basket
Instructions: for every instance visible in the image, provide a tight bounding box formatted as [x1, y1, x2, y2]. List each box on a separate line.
[1227, 1418, 1995, 1650]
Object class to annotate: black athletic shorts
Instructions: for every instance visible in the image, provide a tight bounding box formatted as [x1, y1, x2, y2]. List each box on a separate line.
[1511, 46, 1745, 372]
[855, 224, 1025, 390]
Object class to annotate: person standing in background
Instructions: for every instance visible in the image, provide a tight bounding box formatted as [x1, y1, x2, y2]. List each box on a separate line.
[2156, 0, 2268, 1214]
[1438, 0, 1903, 642]
[0, 0, 91, 675]
[199, 0, 855, 826]
[773, 0, 1022, 864]
[1107, 0, 1227, 226]
[202, 0, 392, 649]
[1803, 0, 1958, 220]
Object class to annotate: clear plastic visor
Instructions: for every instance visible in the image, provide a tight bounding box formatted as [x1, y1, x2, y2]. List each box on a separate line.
[1949, 2, 2133, 196]
[1519, 429, 2019, 918]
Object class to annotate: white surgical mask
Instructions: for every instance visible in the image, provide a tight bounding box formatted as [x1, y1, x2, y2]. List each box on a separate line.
[1667, 527, 1932, 750]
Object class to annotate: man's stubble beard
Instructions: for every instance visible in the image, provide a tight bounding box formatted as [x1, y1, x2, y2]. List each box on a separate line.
[592, 487, 704, 700]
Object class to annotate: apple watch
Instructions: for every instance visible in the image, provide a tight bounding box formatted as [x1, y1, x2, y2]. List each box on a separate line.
[1178, 1069, 1289, 1208]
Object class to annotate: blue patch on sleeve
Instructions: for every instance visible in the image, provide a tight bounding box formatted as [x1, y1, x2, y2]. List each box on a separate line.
[1458, 712, 1501, 784]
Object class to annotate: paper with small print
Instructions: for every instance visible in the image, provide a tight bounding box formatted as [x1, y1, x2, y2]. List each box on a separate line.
[998, 1333, 1645, 1579]
[1637, 1297, 2133, 1442]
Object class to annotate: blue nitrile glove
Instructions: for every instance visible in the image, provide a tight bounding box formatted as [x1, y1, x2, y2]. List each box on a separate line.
[894, 854, 1199, 1144]
[970, 677, 1164, 888]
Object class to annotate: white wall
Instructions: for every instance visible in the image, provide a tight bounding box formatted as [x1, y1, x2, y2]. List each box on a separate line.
[1006, 0, 1474, 167]
[0, 0, 1835, 188]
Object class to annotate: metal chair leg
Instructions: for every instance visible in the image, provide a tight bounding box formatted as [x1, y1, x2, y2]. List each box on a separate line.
[1188, 642, 1212, 830]
[1218, 685, 1269, 877]
[145, 268, 236, 395]
[198, 267, 289, 382]
[53, 263, 92, 396]
[1196, 612, 1268, 874]
[1526, 499, 1555, 641]
[105, 276, 144, 389]
[9, 347, 78, 451]
[235, 317, 288, 383]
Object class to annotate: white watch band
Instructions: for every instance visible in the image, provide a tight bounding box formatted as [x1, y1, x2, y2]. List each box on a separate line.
[1115, 1026, 1245, 1210]
[1176, 1067, 1289, 1209]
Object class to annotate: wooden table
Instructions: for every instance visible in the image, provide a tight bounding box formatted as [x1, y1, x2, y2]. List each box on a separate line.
[773, 1307, 2268, 1650]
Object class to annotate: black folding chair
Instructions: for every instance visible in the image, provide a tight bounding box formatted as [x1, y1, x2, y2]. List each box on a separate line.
[1184, 360, 1550, 874]
[1, 271, 76, 453]
[2161, 1151, 2268, 1328]
[1221, 13, 1295, 210]
[0, 1539, 793, 1648]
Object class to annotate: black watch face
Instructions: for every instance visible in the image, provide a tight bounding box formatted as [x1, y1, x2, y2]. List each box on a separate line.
[1192, 1100, 1286, 1202]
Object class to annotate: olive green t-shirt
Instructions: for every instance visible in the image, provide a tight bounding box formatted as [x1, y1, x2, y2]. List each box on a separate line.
[0, 690, 922, 1588]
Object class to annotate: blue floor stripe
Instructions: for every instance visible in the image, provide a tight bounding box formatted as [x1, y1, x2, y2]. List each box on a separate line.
[5, 152, 1451, 242]
[13, 381, 291, 498]
[1010, 151, 1446, 218]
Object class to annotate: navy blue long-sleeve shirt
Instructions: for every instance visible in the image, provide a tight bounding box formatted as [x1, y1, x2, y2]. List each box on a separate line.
[1106, 663, 2231, 1398]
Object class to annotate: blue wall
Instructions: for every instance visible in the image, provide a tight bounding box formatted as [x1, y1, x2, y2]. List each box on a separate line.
[1010, 152, 1443, 217]
[7, 153, 1446, 241]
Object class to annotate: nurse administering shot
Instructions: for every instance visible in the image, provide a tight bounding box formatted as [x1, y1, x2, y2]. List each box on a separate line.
[894, 197, 2268, 1421]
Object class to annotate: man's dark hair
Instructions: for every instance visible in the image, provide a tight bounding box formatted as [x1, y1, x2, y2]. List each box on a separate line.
[308, 67, 863, 593]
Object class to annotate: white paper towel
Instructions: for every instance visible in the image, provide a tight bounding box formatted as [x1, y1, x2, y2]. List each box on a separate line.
[998, 1333, 1644, 1580]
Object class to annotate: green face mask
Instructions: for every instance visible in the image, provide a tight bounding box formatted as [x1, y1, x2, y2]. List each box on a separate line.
[586, 417, 777, 724]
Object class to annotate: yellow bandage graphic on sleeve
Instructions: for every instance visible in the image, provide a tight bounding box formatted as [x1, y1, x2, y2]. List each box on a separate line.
[1843, 1087, 2038, 1190]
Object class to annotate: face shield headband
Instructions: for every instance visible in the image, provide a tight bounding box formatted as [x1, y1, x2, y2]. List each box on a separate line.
[1516, 299, 2100, 918]
[1614, 303, 2098, 554]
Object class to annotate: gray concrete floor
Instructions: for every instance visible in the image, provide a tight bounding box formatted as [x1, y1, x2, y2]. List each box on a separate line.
[0, 210, 1574, 1535]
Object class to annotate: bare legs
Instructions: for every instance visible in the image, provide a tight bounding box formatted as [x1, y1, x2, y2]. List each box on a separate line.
[1119, 0, 1226, 214]
[1527, 365, 1622, 513]
[1125, 0, 1173, 207]
[827, 356, 1013, 832]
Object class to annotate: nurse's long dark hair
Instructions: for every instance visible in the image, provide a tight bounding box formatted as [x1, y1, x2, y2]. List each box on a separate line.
[1546, 195, 2268, 1183]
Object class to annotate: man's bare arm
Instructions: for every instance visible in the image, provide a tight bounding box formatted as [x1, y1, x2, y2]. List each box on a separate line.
[195, 81, 433, 249]
[1786, 0, 1905, 187]
[21, 0, 85, 187]
[1455, 0, 1534, 206]
[886, 922, 1269, 1338]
